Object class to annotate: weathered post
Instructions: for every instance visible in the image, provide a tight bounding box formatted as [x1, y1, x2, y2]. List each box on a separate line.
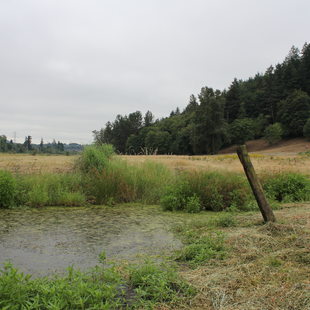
[237, 145, 276, 222]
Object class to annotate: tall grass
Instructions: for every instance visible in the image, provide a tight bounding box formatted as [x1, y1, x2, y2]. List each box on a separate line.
[81, 157, 173, 205]
[1, 145, 309, 209]
[161, 171, 251, 212]
[15, 173, 86, 207]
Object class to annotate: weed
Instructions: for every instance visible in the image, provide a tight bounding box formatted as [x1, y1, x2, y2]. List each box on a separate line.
[214, 214, 237, 227]
[128, 261, 195, 306]
[177, 232, 227, 267]
[0, 261, 195, 309]
[0, 170, 16, 208]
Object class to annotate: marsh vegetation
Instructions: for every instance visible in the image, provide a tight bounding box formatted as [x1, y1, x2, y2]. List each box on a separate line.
[0, 146, 309, 309]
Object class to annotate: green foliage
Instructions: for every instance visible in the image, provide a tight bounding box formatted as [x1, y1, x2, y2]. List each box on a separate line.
[129, 262, 195, 305]
[161, 172, 251, 212]
[191, 87, 228, 154]
[0, 263, 124, 309]
[76, 144, 115, 173]
[263, 173, 310, 202]
[177, 232, 227, 267]
[0, 170, 16, 208]
[0, 262, 194, 309]
[16, 174, 86, 207]
[145, 129, 172, 154]
[82, 153, 172, 205]
[264, 122, 283, 144]
[303, 118, 310, 140]
[277, 90, 310, 136]
[185, 194, 201, 213]
[229, 118, 255, 144]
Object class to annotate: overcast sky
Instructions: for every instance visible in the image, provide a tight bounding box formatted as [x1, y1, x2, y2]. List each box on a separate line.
[0, 0, 309, 144]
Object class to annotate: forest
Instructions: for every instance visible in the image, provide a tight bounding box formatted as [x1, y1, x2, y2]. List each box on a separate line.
[93, 43, 310, 154]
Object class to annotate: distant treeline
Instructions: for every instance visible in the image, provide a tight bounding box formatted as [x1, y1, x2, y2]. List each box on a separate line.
[94, 43, 310, 154]
[0, 135, 83, 154]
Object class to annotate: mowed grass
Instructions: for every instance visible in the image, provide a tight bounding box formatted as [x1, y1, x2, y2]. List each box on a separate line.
[2, 152, 310, 175]
[176, 203, 310, 310]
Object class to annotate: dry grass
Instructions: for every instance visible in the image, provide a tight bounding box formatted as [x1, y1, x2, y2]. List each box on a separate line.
[0, 153, 76, 174]
[1, 152, 310, 175]
[123, 154, 310, 176]
[178, 204, 310, 310]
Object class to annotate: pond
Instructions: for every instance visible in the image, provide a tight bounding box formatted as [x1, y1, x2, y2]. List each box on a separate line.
[0, 205, 182, 276]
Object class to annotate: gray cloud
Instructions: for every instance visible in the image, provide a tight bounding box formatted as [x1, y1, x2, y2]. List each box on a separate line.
[0, 0, 309, 143]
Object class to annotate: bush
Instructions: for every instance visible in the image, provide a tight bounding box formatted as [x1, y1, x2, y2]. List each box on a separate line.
[185, 194, 201, 213]
[161, 171, 251, 212]
[76, 144, 115, 173]
[303, 118, 310, 140]
[264, 123, 283, 145]
[0, 170, 16, 208]
[263, 173, 310, 202]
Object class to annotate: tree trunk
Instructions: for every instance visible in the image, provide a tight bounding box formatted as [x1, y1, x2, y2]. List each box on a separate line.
[237, 145, 276, 222]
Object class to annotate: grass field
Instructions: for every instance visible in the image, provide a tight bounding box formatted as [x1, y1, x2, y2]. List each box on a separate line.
[1, 152, 310, 176]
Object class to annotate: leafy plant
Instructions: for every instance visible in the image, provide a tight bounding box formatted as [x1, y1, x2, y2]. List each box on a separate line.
[263, 173, 310, 202]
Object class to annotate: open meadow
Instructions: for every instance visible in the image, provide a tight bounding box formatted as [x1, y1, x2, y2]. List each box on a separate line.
[1, 151, 310, 176]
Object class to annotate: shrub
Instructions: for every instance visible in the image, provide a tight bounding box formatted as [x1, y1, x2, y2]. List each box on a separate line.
[185, 194, 201, 213]
[263, 173, 310, 202]
[264, 123, 283, 145]
[0, 170, 16, 208]
[76, 144, 115, 173]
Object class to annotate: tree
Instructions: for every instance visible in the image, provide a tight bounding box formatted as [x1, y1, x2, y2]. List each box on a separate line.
[303, 118, 310, 140]
[229, 118, 255, 144]
[24, 136, 32, 151]
[145, 129, 172, 154]
[144, 111, 154, 127]
[0, 135, 7, 152]
[264, 123, 283, 145]
[225, 78, 242, 122]
[191, 87, 228, 154]
[277, 90, 310, 136]
[39, 138, 44, 152]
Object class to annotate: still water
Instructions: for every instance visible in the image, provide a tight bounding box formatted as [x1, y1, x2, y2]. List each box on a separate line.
[0, 205, 181, 276]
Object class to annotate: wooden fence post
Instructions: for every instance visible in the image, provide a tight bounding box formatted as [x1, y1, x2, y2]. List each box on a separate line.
[237, 145, 276, 222]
